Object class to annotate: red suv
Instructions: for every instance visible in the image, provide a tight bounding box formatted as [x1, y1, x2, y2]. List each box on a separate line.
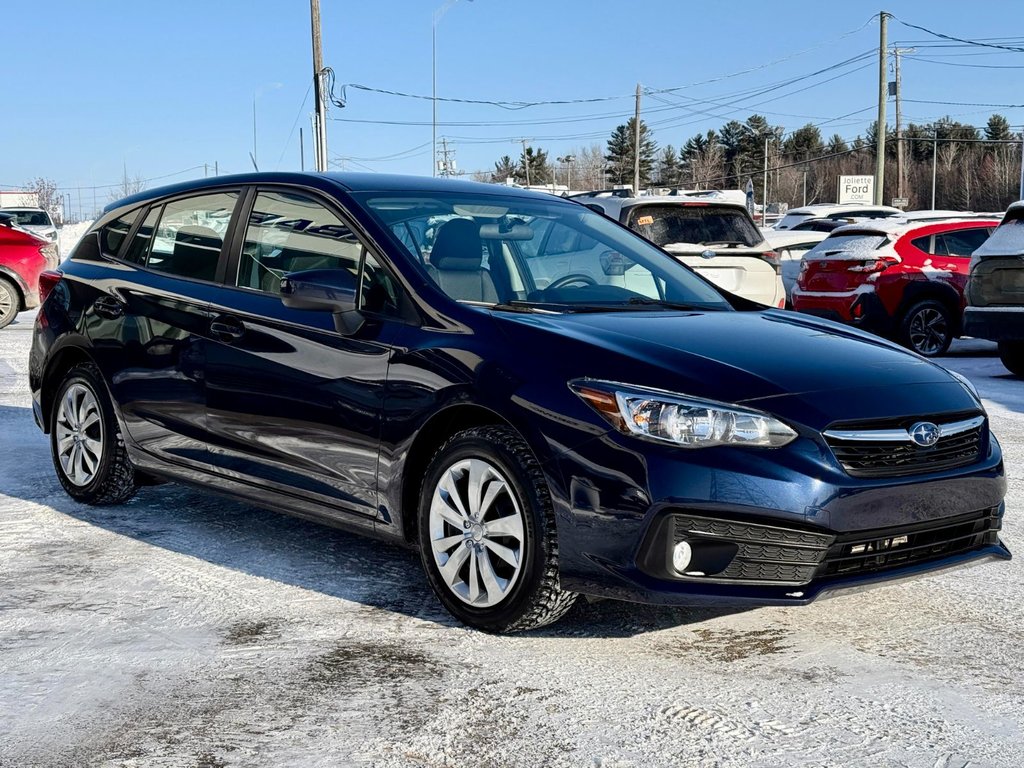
[0, 213, 59, 329]
[791, 216, 999, 356]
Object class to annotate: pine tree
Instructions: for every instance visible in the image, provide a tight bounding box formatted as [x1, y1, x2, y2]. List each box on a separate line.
[985, 114, 1013, 142]
[491, 155, 516, 183]
[657, 145, 680, 185]
[517, 146, 552, 184]
[605, 118, 657, 188]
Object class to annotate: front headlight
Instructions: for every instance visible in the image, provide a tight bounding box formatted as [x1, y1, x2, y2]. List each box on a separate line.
[570, 380, 797, 449]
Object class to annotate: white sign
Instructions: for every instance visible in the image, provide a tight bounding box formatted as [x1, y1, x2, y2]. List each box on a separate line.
[838, 175, 874, 204]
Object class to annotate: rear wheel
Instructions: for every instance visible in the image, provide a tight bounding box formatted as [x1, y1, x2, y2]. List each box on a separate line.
[899, 300, 954, 357]
[50, 363, 138, 505]
[0, 277, 20, 330]
[418, 426, 577, 632]
[998, 341, 1024, 377]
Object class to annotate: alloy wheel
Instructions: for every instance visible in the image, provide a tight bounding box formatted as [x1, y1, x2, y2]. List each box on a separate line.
[0, 282, 14, 323]
[908, 307, 948, 355]
[428, 458, 526, 607]
[55, 383, 105, 486]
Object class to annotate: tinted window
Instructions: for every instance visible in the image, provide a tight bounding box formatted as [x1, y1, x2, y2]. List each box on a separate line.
[626, 204, 762, 247]
[360, 251, 400, 316]
[7, 210, 53, 227]
[938, 228, 992, 257]
[147, 192, 239, 281]
[100, 210, 139, 257]
[122, 207, 160, 265]
[910, 235, 934, 254]
[237, 190, 362, 294]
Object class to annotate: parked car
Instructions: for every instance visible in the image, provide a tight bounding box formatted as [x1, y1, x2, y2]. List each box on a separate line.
[787, 217, 857, 233]
[30, 173, 1009, 632]
[761, 229, 829, 304]
[792, 216, 999, 356]
[0, 212, 59, 329]
[964, 202, 1024, 375]
[774, 203, 903, 231]
[572, 193, 786, 307]
[0, 206, 60, 256]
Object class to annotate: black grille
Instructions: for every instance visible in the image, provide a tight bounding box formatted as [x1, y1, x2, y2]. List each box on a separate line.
[817, 507, 1002, 579]
[825, 419, 984, 478]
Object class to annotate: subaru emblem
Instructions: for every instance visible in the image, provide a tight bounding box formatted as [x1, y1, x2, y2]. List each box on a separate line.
[908, 421, 940, 447]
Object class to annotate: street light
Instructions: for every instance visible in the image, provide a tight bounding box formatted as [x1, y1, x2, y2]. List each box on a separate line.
[557, 155, 575, 190]
[433, 0, 471, 177]
[739, 124, 770, 226]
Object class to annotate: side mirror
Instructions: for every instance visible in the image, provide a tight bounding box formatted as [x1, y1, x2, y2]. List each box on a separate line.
[280, 268, 363, 335]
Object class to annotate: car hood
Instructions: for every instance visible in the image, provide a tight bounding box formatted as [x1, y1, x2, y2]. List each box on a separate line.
[490, 308, 978, 431]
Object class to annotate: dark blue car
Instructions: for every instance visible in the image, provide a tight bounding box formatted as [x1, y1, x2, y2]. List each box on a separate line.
[29, 172, 1010, 632]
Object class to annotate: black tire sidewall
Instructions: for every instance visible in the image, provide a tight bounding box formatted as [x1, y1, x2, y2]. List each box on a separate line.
[998, 341, 1024, 377]
[418, 430, 550, 631]
[50, 365, 122, 501]
[901, 300, 953, 357]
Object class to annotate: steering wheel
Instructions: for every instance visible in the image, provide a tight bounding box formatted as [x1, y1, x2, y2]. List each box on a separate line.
[547, 273, 598, 290]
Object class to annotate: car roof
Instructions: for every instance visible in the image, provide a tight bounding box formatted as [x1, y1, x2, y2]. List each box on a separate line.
[827, 215, 1001, 239]
[578, 194, 748, 211]
[782, 203, 903, 216]
[974, 201, 1024, 257]
[104, 172, 568, 213]
[762, 229, 830, 246]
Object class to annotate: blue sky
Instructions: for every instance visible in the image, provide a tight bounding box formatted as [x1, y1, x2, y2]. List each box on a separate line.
[3, 0, 1023, 212]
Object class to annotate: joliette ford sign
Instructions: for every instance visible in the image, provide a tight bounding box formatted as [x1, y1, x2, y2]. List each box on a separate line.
[838, 175, 875, 204]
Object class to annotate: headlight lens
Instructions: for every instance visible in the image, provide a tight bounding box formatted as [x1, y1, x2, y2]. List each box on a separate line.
[571, 380, 797, 449]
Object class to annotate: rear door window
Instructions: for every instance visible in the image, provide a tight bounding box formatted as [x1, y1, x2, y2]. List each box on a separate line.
[122, 207, 160, 265]
[146, 192, 240, 282]
[937, 228, 992, 257]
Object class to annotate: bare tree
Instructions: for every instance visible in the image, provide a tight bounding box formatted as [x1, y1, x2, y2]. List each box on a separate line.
[107, 169, 147, 203]
[23, 177, 63, 221]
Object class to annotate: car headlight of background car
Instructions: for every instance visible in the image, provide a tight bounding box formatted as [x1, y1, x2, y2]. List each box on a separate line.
[570, 380, 797, 448]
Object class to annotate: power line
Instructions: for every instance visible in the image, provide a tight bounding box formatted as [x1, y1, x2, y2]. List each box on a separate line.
[892, 17, 1024, 53]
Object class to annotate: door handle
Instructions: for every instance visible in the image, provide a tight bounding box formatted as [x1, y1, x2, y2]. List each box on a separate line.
[210, 316, 245, 342]
[93, 295, 125, 319]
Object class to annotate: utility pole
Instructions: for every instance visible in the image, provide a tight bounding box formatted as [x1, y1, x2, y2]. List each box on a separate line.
[874, 11, 888, 205]
[252, 93, 258, 171]
[931, 129, 938, 210]
[520, 138, 531, 186]
[1019, 129, 1024, 199]
[762, 136, 769, 226]
[204, 163, 208, 178]
[633, 83, 642, 194]
[214, 161, 219, 177]
[893, 46, 915, 202]
[310, 0, 328, 171]
[438, 137, 456, 177]
[300, 127, 305, 171]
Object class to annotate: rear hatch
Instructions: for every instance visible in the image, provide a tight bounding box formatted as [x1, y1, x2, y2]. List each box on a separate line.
[624, 202, 780, 304]
[797, 231, 897, 293]
[967, 209, 1024, 307]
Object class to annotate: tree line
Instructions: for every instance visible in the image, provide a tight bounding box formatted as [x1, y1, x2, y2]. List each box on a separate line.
[475, 113, 1022, 211]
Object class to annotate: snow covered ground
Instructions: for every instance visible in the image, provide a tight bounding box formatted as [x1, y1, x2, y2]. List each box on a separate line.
[1, 316, 1022, 767]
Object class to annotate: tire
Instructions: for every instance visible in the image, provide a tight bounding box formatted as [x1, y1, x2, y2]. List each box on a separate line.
[418, 425, 577, 633]
[50, 362, 138, 505]
[998, 341, 1024, 377]
[899, 299, 954, 357]
[0, 277, 20, 330]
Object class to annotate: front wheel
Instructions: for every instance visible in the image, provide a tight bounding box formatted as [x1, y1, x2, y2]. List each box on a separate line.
[998, 341, 1024, 377]
[899, 299, 954, 357]
[418, 426, 577, 632]
[50, 363, 138, 505]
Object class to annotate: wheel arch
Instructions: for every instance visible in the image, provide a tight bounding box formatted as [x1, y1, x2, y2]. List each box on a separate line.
[0, 267, 26, 311]
[39, 345, 97, 433]
[897, 281, 963, 334]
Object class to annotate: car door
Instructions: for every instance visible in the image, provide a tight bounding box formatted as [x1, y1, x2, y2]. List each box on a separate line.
[202, 187, 401, 519]
[94, 190, 241, 468]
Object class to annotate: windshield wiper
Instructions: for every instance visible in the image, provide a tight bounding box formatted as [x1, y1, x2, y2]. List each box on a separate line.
[701, 240, 747, 247]
[625, 297, 719, 311]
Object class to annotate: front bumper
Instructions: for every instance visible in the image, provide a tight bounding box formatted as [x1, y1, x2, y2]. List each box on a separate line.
[553, 424, 1008, 607]
[963, 306, 1024, 342]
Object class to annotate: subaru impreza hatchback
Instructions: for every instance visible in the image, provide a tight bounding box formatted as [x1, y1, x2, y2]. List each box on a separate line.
[30, 173, 1009, 632]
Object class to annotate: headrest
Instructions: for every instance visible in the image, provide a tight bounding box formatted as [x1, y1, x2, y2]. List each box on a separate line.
[175, 225, 222, 250]
[430, 218, 483, 271]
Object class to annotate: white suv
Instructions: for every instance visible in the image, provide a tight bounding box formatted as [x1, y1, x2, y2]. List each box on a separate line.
[572, 193, 785, 307]
[773, 203, 903, 231]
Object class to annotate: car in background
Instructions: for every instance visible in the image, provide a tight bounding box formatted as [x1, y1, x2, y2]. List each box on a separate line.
[774, 203, 903, 231]
[0, 212, 59, 329]
[0, 206, 60, 256]
[964, 202, 1024, 375]
[762, 229, 829, 304]
[28, 172, 1010, 632]
[792, 216, 999, 356]
[573, 193, 785, 307]
[786, 217, 858, 233]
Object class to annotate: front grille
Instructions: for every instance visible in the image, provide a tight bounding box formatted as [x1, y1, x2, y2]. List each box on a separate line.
[817, 506, 1002, 579]
[824, 415, 984, 478]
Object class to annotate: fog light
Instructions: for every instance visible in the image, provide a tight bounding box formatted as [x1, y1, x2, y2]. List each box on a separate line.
[672, 541, 693, 573]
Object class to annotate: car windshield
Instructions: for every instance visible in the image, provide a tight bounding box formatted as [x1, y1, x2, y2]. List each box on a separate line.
[626, 204, 762, 248]
[357, 191, 732, 312]
[804, 233, 888, 259]
[6, 210, 52, 227]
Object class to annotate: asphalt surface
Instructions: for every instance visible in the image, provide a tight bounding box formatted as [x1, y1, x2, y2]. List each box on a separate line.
[1, 310, 1021, 768]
